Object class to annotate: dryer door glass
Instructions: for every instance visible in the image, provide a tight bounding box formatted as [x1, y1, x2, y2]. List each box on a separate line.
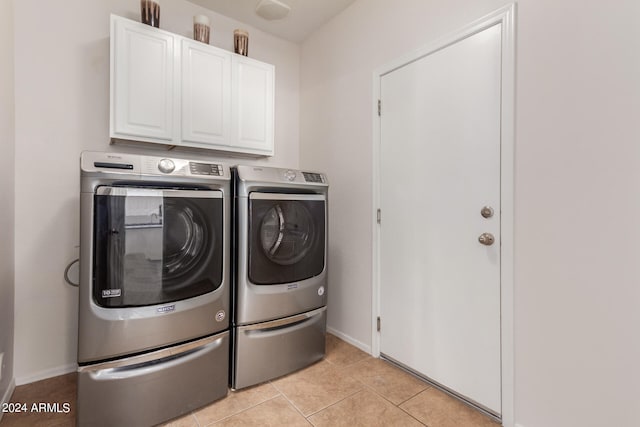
[93, 187, 223, 307]
[260, 202, 315, 266]
[249, 194, 325, 285]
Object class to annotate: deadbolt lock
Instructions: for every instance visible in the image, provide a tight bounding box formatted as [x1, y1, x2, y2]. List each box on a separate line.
[478, 233, 495, 246]
[481, 206, 494, 219]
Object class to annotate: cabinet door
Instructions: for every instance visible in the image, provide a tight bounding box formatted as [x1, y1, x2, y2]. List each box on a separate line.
[231, 56, 275, 155]
[110, 16, 176, 142]
[181, 40, 231, 147]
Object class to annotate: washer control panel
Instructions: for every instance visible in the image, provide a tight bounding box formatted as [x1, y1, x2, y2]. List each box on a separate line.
[189, 162, 224, 176]
[144, 157, 225, 178]
[157, 158, 175, 174]
[80, 152, 229, 180]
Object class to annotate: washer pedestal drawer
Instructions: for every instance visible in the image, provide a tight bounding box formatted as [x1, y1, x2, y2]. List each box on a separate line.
[77, 331, 229, 427]
[232, 307, 326, 390]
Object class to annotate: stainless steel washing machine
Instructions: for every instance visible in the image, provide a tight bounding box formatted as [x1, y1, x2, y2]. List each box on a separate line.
[232, 165, 328, 389]
[78, 151, 230, 426]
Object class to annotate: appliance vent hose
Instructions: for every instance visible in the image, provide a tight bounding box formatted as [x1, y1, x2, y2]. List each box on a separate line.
[64, 259, 79, 287]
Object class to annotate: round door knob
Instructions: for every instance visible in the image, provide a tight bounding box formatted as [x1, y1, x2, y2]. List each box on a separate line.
[481, 206, 494, 218]
[478, 233, 495, 246]
[158, 158, 175, 174]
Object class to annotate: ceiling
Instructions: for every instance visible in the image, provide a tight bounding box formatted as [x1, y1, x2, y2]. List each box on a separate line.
[187, 0, 356, 43]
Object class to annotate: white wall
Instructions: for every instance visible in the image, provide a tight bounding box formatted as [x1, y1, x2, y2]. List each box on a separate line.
[299, 1, 640, 427]
[0, 0, 16, 407]
[13, 0, 299, 384]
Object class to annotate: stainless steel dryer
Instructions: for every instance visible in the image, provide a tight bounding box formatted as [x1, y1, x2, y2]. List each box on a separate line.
[78, 151, 230, 426]
[232, 165, 328, 389]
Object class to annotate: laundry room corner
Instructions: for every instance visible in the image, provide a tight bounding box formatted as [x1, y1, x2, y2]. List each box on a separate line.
[12, 0, 301, 385]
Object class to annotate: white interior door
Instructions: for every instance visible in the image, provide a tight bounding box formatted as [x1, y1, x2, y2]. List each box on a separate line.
[379, 23, 502, 414]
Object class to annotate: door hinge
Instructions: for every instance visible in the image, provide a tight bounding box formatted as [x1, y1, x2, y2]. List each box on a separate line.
[377, 99, 381, 116]
[377, 316, 381, 332]
[376, 208, 381, 224]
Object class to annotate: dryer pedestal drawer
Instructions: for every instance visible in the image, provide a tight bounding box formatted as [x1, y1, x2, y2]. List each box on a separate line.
[78, 331, 229, 427]
[232, 307, 326, 389]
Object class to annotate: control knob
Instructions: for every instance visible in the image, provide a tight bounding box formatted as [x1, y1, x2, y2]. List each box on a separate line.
[284, 169, 296, 181]
[158, 158, 175, 174]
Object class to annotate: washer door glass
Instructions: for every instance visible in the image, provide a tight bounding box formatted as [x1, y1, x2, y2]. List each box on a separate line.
[93, 186, 224, 307]
[249, 194, 325, 285]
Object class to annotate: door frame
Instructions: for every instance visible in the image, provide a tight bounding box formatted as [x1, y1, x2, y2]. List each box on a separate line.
[371, 4, 515, 426]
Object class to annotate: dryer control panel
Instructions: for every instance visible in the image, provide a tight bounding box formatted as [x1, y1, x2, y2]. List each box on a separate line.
[235, 165, 328, 193]
[302, 172, 325, 183]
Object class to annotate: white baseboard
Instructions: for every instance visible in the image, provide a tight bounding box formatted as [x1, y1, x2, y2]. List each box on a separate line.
[0, 377, 16, 422]
[15, 363, 77, 386]
[327, 327, 372, 355]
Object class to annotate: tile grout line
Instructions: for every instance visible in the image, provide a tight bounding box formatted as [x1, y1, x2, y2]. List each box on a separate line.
[188, 411, 202, 427]
[354, 357, 433, 406]
[301, 360, 376, 419]
[323, 340, 372, 367]
[389, 385, 431, 427]
[268, 380, 311, 423]
[358, 383, 430, 427]
[303, 386, 366, 419]
[270, 373, 366, 423]
[402, 410, 429, 427]
[360, 381, 430, 410]
[203, 393, 283, 426]
[396, 384, 432, 406]
[193, 386, 282, 426]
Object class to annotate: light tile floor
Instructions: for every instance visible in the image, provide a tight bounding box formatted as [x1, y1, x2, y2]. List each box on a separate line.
[164, 334, 500, 427]
[0, 334, 500, 427]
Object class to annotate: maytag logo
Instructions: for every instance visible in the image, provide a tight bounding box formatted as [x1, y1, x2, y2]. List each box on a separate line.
[157, 304, 175, 313]
[102, 289, 121, 298]
[287, 283, 298, 290]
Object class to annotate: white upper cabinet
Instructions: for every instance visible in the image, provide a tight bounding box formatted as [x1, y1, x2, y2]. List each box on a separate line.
[181, 38, 231, 148]
[110, 15, 275, 156]
[111, 16, 177, 143]
[232, 56, 275, 154]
